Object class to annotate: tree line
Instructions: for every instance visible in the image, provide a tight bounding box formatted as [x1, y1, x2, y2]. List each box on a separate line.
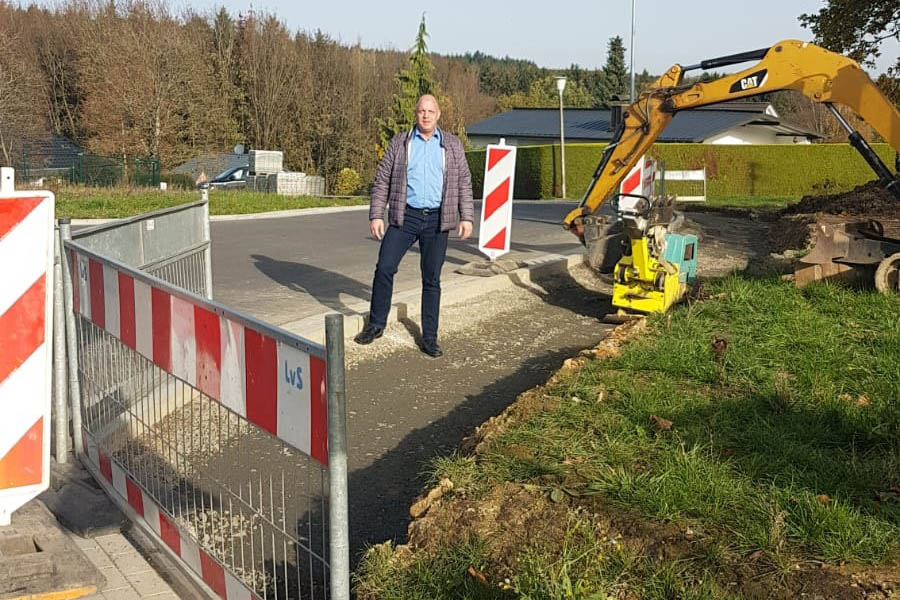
[0, 2, 499, 188]
[0, 1, 643, 189]
[0, 0, 895, 191]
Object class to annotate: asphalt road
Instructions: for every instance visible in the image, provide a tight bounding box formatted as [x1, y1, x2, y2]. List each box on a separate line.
[210, 200, 594, 326]
[207, 200, 620, 564]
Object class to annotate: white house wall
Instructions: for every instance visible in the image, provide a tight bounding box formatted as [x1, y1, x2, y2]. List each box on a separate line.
[704, 126, 811, 145]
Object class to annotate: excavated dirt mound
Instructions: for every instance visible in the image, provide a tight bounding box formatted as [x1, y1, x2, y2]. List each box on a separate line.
[783, 181, 899, 217]
[768, 215, 815, 255]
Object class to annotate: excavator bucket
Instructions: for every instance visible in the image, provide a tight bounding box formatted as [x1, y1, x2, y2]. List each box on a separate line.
[795, 220, 900, 288]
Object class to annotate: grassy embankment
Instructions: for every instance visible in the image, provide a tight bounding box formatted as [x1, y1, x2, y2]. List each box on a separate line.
[356, 275, 900, 599]
[693, 196, 797, 211]
[53, 185, 369, 219]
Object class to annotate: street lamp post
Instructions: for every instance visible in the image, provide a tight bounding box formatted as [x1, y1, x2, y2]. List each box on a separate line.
[630, 0, 636, 102]
[556, 76, 567, 199]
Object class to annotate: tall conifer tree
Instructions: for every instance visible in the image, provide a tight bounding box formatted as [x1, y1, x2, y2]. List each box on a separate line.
[598, 36, 628, 105]
[378, 15, 440, 154]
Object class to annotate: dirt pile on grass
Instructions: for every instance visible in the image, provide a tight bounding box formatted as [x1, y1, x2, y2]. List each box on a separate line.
[768, 216, 814, 254]
[783, 180, 898, 217]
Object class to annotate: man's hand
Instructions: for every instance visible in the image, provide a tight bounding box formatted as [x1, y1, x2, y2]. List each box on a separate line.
[457, 221, 473, 240]
[370, 219, 385, 240]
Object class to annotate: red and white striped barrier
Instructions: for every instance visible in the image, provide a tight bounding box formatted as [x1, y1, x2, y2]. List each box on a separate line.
[619, 154, 657, 198]
[0, 168, 54, 526]
[67, 247, 329, 465]
[82, 432, 260, 600]
[478, 140, 517, 260]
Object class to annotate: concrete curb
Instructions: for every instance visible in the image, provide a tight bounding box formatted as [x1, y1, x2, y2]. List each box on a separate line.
[209, 204, 370, 222]
[280, 251, 587, 345]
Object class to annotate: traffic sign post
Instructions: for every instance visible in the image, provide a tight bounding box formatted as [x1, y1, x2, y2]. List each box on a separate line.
[478, 139, 517, 261]
[0, 167, 55, 526]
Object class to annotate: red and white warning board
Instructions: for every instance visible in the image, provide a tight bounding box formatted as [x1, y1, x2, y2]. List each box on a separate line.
[82, 429, 256, 599]
[0, 167, 54, 526]
[478, 140, 517, 260]
[68, 246, 329, 465]
[619, 154, 657, 198]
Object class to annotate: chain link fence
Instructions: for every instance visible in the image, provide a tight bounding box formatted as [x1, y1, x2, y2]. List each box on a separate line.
[21, 151, 160, 187]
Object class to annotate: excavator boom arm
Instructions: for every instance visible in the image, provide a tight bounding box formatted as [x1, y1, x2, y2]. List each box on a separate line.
[564, 40, 900, 235]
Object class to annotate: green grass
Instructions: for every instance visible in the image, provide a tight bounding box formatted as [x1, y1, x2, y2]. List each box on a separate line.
[702, 195, 799, 210]
[357, 513, 748, 600]
[487, 277, 900, 562]
[355, 538, 507, 600]
[356, 275, 900, 599]
[53, 185, 368, 219]
[511, 516, 749, 600]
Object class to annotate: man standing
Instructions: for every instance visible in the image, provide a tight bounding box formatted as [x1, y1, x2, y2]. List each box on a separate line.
[354, 94, 474, 357]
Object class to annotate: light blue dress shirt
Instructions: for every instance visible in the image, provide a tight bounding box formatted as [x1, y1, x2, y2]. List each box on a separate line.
[406, 127, 444, 209]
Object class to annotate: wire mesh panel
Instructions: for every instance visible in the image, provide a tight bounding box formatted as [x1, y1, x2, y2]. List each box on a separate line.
[144, 247, 209, 298]
[73, 200, 212, 298]
[65, 241, 340, 600]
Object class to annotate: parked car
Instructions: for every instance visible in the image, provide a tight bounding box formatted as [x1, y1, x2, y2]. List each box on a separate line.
[205, 165, 248, 189]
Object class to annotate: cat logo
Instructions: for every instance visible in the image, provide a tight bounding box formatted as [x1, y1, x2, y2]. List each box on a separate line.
[729, 69, 768, 94]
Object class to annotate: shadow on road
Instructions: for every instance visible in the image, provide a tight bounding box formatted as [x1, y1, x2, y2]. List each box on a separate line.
[508, 268, 613, 322]
[251, 254, 371, 313]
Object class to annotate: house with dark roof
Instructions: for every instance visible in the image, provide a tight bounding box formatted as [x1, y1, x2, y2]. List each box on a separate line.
[16, 133, 86, 176]
[465, 102, 820, 147]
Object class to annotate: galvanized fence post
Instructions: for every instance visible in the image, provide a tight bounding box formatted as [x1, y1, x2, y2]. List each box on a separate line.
[59, 219, 84, 456]
[53, 225, 69, 463]
[325, 313, 350, 600]
[201, 189, 213, 300]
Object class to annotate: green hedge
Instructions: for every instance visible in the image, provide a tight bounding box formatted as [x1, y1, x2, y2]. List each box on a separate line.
[466, 143, 896, 199]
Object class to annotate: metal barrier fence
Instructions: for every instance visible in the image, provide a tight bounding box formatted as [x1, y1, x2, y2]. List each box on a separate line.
[72, 200, 213, 299]
[59, 207, 349, 599]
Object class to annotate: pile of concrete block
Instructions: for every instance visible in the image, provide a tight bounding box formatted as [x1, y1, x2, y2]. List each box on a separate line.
[272, 172, 324, 196]
[303, 175, 326, 196]
[245, 149, 327, 196]
[249, 150, 283, 175]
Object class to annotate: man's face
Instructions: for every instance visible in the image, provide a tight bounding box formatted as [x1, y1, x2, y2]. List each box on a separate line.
[416, 98, 440, 134]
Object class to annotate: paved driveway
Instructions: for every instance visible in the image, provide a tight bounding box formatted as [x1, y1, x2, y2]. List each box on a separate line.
[210, 200, 595, 326]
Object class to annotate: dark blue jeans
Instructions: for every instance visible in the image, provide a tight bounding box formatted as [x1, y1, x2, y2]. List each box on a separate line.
[369, 207, 449, 342]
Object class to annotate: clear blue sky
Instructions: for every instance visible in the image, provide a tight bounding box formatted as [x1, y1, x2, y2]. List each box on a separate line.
[184, 0, 897, 75]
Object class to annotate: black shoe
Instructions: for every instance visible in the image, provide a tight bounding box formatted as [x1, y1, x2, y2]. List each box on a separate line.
[354, 324, 384, 345]
[421, 340, 443, 358]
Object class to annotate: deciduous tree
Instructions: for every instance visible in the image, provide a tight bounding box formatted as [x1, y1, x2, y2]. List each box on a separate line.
[800, 0, 899, 105]
[0, 12, 43, 165]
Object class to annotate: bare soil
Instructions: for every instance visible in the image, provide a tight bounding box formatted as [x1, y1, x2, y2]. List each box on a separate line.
[783, 181, 899, 218]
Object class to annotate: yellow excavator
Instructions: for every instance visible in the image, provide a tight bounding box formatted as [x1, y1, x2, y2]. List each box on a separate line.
[564, 40, 900, 314]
